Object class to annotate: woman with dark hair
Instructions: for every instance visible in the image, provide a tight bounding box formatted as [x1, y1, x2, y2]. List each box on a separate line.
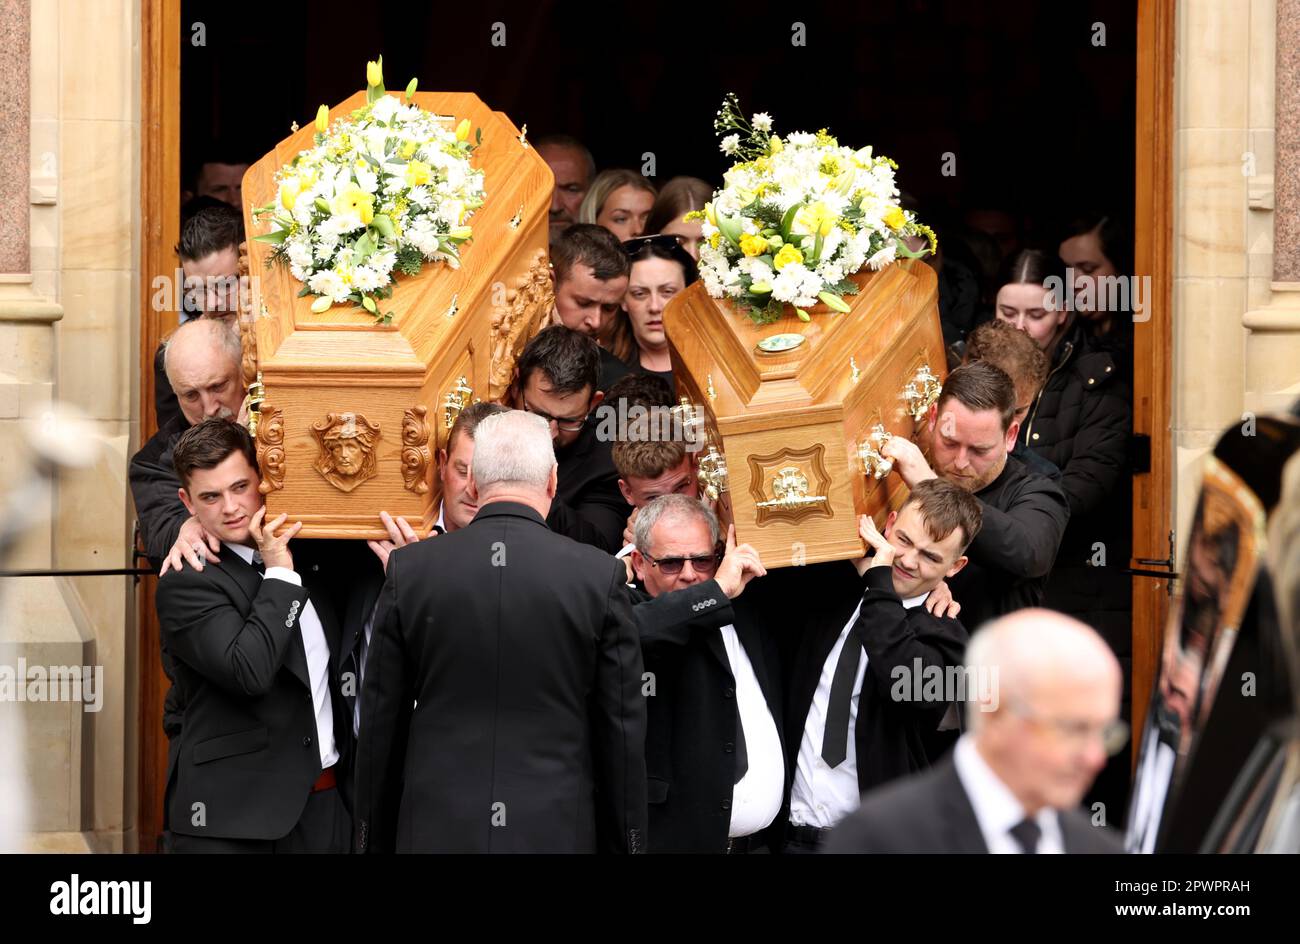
[599, 234, 698, 393]
[996, 245, 1134, 816]
[644, 176, 714, 260]
[1059, 212, 1135, 380]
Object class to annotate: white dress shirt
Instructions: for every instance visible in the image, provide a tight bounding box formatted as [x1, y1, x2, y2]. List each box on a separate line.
[789, 589, 928, 829]
[719, 623, 784, 838]
[952, 734, 1063, 853]
[226, 542, 339, 771]
[434, 501, 446, 533]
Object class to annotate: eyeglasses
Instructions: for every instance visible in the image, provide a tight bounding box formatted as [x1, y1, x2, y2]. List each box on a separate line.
[522, 396, 588, 433]
[1009, 701, 1130, 756]
[644, 546, 723, 577]
[621, 233, 686, 256]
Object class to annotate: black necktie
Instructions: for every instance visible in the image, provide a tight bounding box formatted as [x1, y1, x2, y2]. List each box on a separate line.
[251, 552, 265, 575]
[822, 631, 862, 768]
[1009, 817, 1041, 854]
[432, 524, 446, 535]
[733, 711, 748, 784]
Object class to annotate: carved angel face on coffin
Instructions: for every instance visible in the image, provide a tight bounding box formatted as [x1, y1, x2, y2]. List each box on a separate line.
[312, 411, 381, 491]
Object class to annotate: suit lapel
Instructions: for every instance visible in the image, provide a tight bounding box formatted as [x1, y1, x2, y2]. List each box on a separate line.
[217, 549, 312, 690]
[936, 758, 991, 853]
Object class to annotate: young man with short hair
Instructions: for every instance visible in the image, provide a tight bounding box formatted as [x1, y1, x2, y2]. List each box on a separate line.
[782, 479, 982, 852]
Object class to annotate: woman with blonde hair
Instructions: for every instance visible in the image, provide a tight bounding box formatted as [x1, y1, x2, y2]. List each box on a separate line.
[578, 169, 657, 242]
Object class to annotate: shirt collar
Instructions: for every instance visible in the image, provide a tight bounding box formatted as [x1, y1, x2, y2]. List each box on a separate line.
[901, 591, 929, 609]
[223, 541, 259, 566]
[953, 734, 1058, 845]
[435, 501, 446, 532]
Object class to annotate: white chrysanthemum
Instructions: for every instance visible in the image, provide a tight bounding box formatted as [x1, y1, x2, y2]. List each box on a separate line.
[720, 134, 740, 156]
[752, 112, 772, 132]
[352, 265, 385, 292]
[286, 236, 314, 272]
[738, 257, 774, 283]
[771, 263, 818, 307]
[308, 269, 350, 303]
[370, 95, 400, 125]
[866, 243, 897, 270]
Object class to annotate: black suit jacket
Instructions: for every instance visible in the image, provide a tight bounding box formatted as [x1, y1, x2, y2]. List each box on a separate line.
[946, 455, 1070, 631]
[355, 501, 648, 853]
[785, 563, 968, 800]
[157, 540, 360, 841]
[824, 754, 1124, 853]
[627, 578, 786, 853]
[128, 412, 191, 568]
[547, 421, 631, 553]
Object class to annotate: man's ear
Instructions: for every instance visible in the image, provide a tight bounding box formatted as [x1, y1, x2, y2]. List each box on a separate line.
[588, 389, 605, 413]
[1005, 418, 1021, 451]
[618, 478, 634, 506]
[466, 470, 480, 504]
[630, 549, 648, 584]
[884, 509, 898, 537]
[945, 554, 969, 579]
[178, 486, 195, 517]
[547, 463, 558, 499]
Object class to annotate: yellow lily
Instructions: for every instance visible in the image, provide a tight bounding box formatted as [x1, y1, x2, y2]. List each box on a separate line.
[405, 160, 432, 188]
[367, 57, 384, 88]
[793, 202, 836, 238]
[455, 118, 471, 142]
[315, 104, 329, 134]
[333, 184, 375, 225]
[884, 206, 907, 230]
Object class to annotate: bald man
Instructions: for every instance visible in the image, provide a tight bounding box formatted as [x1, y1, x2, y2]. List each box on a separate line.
[825, 609, 1126, 853]
[130, 318, 248, 572]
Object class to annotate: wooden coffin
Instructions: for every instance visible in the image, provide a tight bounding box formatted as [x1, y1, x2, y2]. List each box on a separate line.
[240, 91, 553, 538]
[664, 258, 946, 568]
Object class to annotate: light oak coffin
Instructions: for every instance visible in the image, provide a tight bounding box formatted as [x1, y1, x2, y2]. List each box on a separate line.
[240, 91, 553, 538]
[664, 258, 946, 568]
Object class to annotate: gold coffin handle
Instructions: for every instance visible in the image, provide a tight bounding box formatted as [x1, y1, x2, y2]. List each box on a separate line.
[856, 423, 894, 480]
[443, 376, 474, 430]
[901, 363, 942, 424]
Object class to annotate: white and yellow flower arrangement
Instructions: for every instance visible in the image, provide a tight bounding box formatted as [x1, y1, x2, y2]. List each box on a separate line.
[254, 57, 485, 324]
[691, 94, 936, 325]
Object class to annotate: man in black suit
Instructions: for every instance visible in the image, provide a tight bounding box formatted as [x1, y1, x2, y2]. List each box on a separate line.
[129, 318, 249, 847]
[782, 479, 980, 853]
[884, 361, 1069, 630]
[826, 608, 1126, 853]
[355, 409, 647, 853]
[507, 325, 631, 552]
[154, 202, 245, 429]
[626, 494, 783, 853]
[130, 317, 247, 572]
[157, 419, 375, 853]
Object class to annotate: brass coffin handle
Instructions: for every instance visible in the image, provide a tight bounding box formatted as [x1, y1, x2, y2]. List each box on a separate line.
[857, 423, 894, 480]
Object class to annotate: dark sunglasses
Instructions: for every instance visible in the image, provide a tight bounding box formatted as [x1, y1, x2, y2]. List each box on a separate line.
[622, 233, 686, 256]
[645, 544, 724, 577]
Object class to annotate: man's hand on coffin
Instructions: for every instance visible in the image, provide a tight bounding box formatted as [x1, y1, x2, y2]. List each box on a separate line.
[852, 513, 899, 577]
[622, 507, 640, 549]
[924, 580, 961, 619]
[249, 507, 301, 572]
[160, 515, 221, 576]
[715, 524, 767, 599]
[881, 436, 936, 487]
[366, 510, 421, 574]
